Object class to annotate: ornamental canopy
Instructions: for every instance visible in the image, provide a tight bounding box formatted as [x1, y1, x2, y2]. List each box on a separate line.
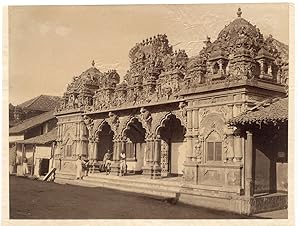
[55, 8, 289, 115]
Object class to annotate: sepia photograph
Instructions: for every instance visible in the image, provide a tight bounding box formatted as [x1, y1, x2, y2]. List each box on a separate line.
[2, 2, 294, 225]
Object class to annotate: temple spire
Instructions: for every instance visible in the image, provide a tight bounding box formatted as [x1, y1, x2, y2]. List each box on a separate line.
[91, 60, 95, 67]
[237, 7, 242, 17]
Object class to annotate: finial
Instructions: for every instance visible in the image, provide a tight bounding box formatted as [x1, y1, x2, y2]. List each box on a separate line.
[237, 7, 242, 17]
[91, 60, 95, 67]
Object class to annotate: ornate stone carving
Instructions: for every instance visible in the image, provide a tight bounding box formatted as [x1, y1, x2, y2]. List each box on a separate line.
[83, 115, 94, 134]
[56, 8, 288, 114]
[194, 136, 204, 163]
[160, 140, 169, 174]
[107, 112, 120, 134]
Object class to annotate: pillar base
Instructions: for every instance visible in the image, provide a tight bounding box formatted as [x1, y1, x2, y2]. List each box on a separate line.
[110, 162, 120, 176]
[142, 164, 152, 177]
[151, 164, 162, 179]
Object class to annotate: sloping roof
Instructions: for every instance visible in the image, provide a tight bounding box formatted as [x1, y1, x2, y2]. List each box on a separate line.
[9, 110, 56, 134]
[229, 97, 288, 126]
[18, 95, 61, 112]
[17, 127, 57, 144]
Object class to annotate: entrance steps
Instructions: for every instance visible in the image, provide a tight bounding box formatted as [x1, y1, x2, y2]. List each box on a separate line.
[55, 173, 182, 199]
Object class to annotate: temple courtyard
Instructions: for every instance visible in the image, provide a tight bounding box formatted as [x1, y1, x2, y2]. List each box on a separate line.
[9, 176, 286, 219]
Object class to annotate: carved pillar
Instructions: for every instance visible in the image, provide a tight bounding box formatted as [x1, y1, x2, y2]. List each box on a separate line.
[227, 104, 234, 118]
[192, 108, 199, 161]
[193, 108, 199, 133]
[226, 128, 234, 162]
[160, 139, 169, 177]
[235, 103, 242, 116]
[245, 131, 254, 197]
[234, 129, 243, 162]
[185, 109, 193, 162]
[111, 137, 121, 176]
[88, 138, 95, 160]
[93, 137, 99, 160]
[142, 137, 154, 176]
[152, 136, 162, 179]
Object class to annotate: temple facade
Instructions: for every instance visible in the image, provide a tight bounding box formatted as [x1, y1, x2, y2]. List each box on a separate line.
[54, 8, 289, 214]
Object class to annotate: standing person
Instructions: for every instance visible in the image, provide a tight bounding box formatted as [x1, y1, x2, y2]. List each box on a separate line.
[22, 156, 29, 176]
[75, 155, 84, 180]
[103, 150, 112, 174]
[82, 158, 90, 177]
[119, 151, 126, 176]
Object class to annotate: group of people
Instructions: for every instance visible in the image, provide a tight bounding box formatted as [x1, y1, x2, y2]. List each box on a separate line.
[75, 150, 127, 180]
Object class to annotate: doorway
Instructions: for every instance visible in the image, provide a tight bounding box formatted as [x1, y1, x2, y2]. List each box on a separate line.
[40, 159, 49, 176]
[158, 114, 186, 176]
[123, 118, 146, 174]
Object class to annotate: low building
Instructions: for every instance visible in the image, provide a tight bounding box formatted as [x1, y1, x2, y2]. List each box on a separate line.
[16, 128, 58, 178]
[9, 110, 57, 176]
[9, 95, 61, 128]
[228, 97, 288, 213]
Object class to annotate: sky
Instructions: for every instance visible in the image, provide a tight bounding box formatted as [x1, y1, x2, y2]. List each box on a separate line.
[8, 3, 290, 105]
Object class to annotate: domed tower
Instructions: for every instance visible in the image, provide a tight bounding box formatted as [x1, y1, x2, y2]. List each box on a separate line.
[57, 60, 104, 112]
[186, 7, 288, 86]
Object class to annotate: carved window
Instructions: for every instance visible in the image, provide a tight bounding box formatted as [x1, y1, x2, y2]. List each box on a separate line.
[206, 131, 222, 161]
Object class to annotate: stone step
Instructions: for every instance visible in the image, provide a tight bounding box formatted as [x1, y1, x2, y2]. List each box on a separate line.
[55, 177, 178, 199]
[85, 174, 181, 192]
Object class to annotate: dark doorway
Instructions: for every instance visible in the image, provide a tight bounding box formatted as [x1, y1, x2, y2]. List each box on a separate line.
[40, 159, 49, 176]
[97, 122, 114, 161]
[123, 118, 146, 174]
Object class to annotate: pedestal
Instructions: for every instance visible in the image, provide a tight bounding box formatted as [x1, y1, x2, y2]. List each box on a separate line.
[110, 161, 120, 176]
[151, 164, 162, 179]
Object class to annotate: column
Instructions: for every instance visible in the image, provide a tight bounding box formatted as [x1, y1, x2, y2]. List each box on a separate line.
[245, 131, 254, 197]
[234, 131, 243, 162]
[152, 136, 162, 179]
[192, 108, 199, 161]
[185, 109, 193, 162]
[111, 138, 122, 176]
[142, 138, 154, 176]
[226, 134, 234, 162]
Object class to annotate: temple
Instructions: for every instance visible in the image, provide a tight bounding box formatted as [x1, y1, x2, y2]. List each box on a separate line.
[53, 8, 289, 214]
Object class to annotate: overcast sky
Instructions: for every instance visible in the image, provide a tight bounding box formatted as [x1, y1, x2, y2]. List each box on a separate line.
[8, 3, 289, 105]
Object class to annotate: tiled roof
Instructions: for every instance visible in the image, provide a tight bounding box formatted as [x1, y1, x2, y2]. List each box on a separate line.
[18, 95, 61, 112]
[229, 97, 288, 126]
[9, 110, 56, 134]
[17, 127, 57, 144]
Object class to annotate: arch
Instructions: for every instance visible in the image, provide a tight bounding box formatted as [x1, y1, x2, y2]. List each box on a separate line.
[121, 116, 146, 138]
[213, 62, 219, 74]
[155, 112, 186, 136]
[200, 113, 226, 136]
[205, 129, 222, 141]
[93, 119, 108, 138]
[155, 112, 186, 176]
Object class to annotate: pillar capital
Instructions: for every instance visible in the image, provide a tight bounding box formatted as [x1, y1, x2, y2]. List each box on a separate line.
[246, 130, 253, 136]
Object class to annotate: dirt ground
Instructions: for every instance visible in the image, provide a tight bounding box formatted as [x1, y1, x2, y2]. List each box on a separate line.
[9, 176, 262, 219]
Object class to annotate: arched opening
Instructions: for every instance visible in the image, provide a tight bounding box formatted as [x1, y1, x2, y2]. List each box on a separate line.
[97, 122, 114, 161]
[157, 114, 186, 176]
[123, 118, 146, 174]
[213, 62, 219, 74]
